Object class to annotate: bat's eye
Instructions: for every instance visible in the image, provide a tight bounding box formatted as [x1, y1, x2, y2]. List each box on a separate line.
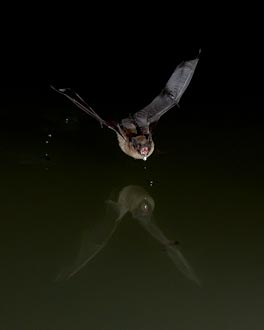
[131, 137, 138, 147]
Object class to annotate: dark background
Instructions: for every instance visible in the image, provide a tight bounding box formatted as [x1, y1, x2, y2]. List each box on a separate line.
[0, 9, 263, 181]
[0, 19, 262, 121]
[1, 9, 264, 330]
[1, 12, 263, 187]
[1, 22, 262, 160]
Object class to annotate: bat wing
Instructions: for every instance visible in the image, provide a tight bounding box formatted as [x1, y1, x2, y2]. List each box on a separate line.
[50, 86, 121, 135]
[133, 50, 201, 127]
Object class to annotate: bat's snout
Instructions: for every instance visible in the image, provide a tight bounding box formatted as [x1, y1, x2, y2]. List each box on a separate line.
[140, 146, 149, 156]
[140, 146, 150, 161]
[132, 136, 153, 159]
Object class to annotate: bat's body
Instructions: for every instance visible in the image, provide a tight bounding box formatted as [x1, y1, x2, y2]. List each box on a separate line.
[51, 51, 200, 160]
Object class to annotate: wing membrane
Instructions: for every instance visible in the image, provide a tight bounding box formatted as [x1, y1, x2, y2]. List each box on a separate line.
[134, 50, 200, 127]
[50, 86, 120, 134]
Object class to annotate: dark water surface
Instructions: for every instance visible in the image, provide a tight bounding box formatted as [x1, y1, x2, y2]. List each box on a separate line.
[1, 100, 264, 329]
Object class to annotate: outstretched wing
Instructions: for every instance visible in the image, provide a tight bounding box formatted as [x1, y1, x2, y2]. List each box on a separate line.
[50, 86, 121, 135]
[133, 50, 201, 127]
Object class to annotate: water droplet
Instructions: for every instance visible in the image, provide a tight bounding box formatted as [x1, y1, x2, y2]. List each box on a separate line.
[48, 133, 52, 138]
[45, 140, 49, 144]
[65, 118, 69, 124]
[44, 153, 50, 160]
[149, 180, 154, 187]
[143, 156, 147, 161]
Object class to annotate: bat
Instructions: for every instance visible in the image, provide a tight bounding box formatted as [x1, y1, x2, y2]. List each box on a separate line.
[51, 50, 200, 161]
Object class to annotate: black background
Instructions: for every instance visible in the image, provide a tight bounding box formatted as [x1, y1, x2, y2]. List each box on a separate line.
[1, 8, 264, 330]
[0, 7, 262, 129]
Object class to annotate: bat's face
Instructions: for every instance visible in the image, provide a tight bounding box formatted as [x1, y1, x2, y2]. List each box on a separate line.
[131, 135, 153, 159]
[117, 134, 155, 160]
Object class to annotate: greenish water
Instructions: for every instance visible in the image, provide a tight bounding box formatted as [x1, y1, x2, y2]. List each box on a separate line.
[1, 103, 264, 329]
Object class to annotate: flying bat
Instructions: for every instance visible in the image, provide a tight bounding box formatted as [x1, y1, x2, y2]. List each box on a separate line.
[51, 51, 200, 161]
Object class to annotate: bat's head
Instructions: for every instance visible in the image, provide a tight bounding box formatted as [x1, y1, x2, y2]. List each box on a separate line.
[130, 135, 154, 161]
[117, 134, 154, 160]
[130, 135, 154, 160]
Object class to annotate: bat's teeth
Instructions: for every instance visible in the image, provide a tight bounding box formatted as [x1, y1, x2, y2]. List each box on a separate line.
[140, 147, 149, 156]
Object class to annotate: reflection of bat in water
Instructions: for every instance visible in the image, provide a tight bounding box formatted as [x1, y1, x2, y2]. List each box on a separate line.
[51, 51, 200, 161]
[111, 185, 200, 285]
[56, 185, 200, 285]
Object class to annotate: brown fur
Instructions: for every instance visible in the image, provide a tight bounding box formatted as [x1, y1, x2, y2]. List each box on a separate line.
[117, 134, 154, 160]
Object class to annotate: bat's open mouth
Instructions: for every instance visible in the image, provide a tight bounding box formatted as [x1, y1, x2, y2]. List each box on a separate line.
[140, 147, 149, 156]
